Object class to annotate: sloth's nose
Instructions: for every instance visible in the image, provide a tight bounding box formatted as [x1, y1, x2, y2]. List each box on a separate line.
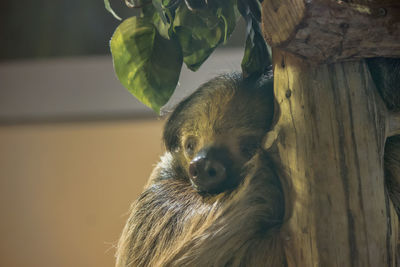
[189, 156, 227, 193]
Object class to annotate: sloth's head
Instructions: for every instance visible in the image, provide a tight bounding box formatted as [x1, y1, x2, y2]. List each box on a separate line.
[163, 73, 274, 194]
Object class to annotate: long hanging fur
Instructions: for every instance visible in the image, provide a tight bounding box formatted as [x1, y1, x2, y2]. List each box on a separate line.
[116, 152, 285, 266]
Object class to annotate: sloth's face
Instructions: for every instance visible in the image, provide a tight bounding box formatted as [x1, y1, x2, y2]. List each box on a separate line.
[179, 119, 265, 195]
[164, 74, 274, 195]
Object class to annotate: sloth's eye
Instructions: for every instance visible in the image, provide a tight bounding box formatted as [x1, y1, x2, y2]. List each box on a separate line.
[240, 136, 260, 159]
[184, 137, 197, 156]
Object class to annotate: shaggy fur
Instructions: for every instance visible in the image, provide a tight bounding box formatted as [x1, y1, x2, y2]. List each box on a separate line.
[115, 73, 286, 266]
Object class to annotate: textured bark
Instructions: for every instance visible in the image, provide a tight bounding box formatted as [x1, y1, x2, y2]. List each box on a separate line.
[263, 49, 398, 266]
[261, 0, 400, 63]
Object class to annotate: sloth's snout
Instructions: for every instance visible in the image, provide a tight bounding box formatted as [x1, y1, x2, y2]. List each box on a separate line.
[188, 147, 230, 194]
[189, 157, 226, 183]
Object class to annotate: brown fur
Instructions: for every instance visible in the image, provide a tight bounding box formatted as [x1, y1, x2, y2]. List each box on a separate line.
[115, 73, 286, 266]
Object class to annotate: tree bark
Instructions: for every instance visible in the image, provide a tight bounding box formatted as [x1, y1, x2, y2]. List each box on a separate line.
[261, 0, 400, 63]
[264, 49, 398, 266]
[261, 0, 400, 264]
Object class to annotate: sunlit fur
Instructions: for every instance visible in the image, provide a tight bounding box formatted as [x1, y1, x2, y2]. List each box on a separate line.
[115, 73, 286, 266]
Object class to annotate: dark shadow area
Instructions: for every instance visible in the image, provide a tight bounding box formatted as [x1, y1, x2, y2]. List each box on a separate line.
[0, 0, 137, 60]
[0, 0, 244, 61]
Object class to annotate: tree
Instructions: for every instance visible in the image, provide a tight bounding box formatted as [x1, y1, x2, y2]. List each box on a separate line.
[261, 0, 400, 265]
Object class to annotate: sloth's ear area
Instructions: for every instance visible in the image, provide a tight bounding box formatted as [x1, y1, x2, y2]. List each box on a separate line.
[163, 96, 194, 152]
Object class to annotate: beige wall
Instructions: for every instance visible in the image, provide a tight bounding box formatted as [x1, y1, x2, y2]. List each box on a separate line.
[0, 119, 164, 267]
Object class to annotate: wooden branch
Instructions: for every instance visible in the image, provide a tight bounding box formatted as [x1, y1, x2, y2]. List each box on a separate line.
[261, 0, 400, 62]
[388, 112, 400, 137]
[267, 49, 398, 266]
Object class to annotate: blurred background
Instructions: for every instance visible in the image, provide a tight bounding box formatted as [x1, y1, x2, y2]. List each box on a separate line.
[0, 1, 244, 266]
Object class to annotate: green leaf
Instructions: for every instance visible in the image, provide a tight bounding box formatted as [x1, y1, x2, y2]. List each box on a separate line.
[152, 0, 168, 24]
[125, 0, 152, 8]
[110, 16, 183, 113]
[173, 0, 238, 71]
[142, 3, 172, 39]
[241, 19, 271, 79]
[104, 0, 122, 20]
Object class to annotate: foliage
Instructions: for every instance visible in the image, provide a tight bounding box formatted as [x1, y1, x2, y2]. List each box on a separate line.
[105, 0, 270, 113]
[104, 0, 121, 20]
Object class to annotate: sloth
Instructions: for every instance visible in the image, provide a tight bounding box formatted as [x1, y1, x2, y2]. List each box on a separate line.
[116, 59, 400, 267]
[115, 73, 286, 266]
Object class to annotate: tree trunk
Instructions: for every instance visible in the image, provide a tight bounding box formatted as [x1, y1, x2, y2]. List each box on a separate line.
[266, 49, 397, 266]
[261, 0, 400, 266]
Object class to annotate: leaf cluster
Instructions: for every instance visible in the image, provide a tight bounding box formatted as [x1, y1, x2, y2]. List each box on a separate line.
[106, 0, 270, 113]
